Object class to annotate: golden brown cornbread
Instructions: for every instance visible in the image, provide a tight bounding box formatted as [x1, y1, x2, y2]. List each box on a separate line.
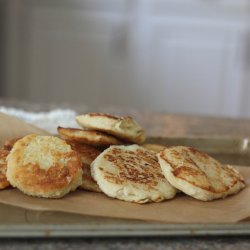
[58, 127, 123, 147]
[6, 134, 83, 198]
[157, 146, 246, 201]
[0, 137, 22, 190]
[66, 141, 101, 192]
[76, 113, 146, 144]
[91, 145, 177, 203]
[0, 148, 10, 189]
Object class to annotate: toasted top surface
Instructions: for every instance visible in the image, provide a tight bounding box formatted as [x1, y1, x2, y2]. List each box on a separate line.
[80, 163, 102, 192]
[91, 145, 176, 202]
[159, 146, 245, 194]
[6, 134, 83, 198]
[10, 134, 75, 170]
[76, 113, 146, 144]
[58, 127, 123, 147]
[100, 146, 163, 187]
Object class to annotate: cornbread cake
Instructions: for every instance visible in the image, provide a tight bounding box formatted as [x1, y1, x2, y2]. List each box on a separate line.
[0, 137, 21, 190]
[6, 134, 83, 198]
[0, 148, 10, 189]
[58, 127, 123, 147]
[76, 113, 146, 144]
[157, 146, 246, 201]
[67, 141, 101, 192]
[91, 145, 177, 203]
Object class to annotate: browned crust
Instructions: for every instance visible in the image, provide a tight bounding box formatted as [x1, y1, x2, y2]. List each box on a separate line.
[80, 163, 102, 192]
[65, 141, 101, 192]
[0, 148, 9, 159]
[66, 140, 101, 164]
[101, 147, 164, 189]
[10, 146, 82, 195]
[0, 148, 10, 189]
[12, 157, 81, 193]
[3, 137, 22, 151]
[160, 146, 245, 194]
[7, 135, 83, 197]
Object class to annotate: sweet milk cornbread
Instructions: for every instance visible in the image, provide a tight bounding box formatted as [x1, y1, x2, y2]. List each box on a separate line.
[157, 146, 246, 201]
[91, 145, 177, 203]
[6, 134, 83, 198]
[76, 113, 146, 144]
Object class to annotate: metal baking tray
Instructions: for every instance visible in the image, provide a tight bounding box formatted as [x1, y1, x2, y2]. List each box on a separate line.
[0, 136, 249, 238]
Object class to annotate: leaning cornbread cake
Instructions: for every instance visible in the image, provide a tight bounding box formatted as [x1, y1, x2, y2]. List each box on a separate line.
[76, 113, 146, 144]
[67, 140, 102, 192]
[6, 134, 83, 198]
[157, 146, 246, 201]
[91, 145, 177, 203]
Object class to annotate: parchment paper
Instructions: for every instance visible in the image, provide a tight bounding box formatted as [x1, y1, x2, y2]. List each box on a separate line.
[0, 112, 249, 224]
[0, 112, 49, 144]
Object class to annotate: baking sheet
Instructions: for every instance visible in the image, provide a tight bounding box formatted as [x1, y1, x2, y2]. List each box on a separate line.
[0, 113, 250, 237]
[0, 138, 249, 237]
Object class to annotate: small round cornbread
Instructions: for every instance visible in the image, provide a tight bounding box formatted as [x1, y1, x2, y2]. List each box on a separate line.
[76, 113, 146, 144]
[6, 134, 83, 198]
[58, 127, 123, 147]
[0, 148, 10, 189]
[157, 146, 246, 201]
[91, 145, 177, 203]
[67, 141, 101, 192]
